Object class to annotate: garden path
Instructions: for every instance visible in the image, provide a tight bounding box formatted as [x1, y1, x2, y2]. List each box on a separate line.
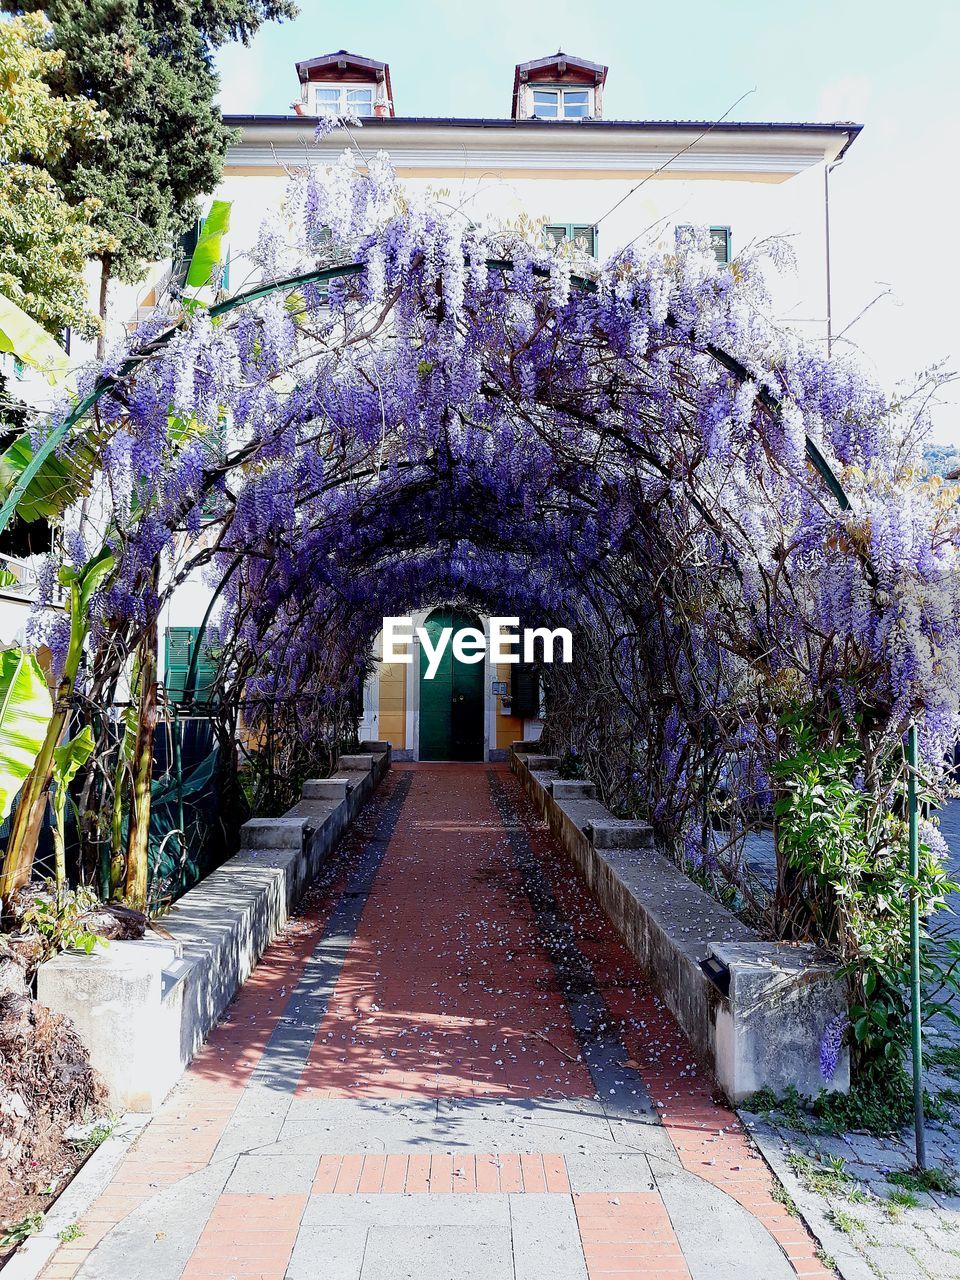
[40, 764, 829, 1280]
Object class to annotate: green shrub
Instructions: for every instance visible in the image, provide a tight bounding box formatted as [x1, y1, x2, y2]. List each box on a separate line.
[773, 710, 959, 1078]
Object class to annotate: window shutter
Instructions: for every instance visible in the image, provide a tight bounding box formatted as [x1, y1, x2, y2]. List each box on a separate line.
[709, 227, 732, 264]
[511, 664, 541, 719]
[165, 627, 215, 704]
[171, 219, 202, 294]
[572, 225, 597, 255]
[545, 225, 597, 256]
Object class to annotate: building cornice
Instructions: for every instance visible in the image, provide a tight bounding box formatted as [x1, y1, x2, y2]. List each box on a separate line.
[223, 115, 861, 178]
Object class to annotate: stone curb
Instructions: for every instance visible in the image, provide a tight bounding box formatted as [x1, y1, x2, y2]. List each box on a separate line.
[511, 746, 849, 1101]
[3, 1114, 149, 1280]
[742, 1114, 877, 1280]
[36, 746, 391, 1112]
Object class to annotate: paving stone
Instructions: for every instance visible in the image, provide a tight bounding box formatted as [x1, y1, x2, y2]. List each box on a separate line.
[225, 1153, 319, 1193]
[285, 1225, 367, 1280]
[863, 1244, 931, 1279]
[655, 1167, 797, 1280]
[301, 1192, 512, 1229]
[509, 1195, 588, 1280]
[563, 1151, 654, 1192]
[927, 1253, 960, 1280]
[75, 1160, 233, 1280]
[360, 1225, 514, 1280]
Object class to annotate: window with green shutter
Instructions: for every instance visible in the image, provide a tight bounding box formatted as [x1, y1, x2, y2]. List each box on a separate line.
[676, 224, 732, 265]
[510, 664, 541, 719]
[544, 224, 597, 256]
[708, 226, 732, 265]
[164, 626, 216, 704]
[171, 219, 202, 294]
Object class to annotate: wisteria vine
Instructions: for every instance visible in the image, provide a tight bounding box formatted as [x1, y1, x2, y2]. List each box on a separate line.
[11, 149, 960, 1051]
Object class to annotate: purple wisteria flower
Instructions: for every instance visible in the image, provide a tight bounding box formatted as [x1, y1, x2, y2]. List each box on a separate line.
[819, 1014, 847, 1083]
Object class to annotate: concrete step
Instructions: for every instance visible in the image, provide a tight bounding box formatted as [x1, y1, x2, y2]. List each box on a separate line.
[549, 779, 597, 800]
[585, 818, 654, 850]
[337, 753, 375, 770]
[522, 754, 559, 770]
[303, 777, 353, 802]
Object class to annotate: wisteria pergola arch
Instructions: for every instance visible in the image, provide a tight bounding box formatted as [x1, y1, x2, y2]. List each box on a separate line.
[4, 153, 959, 982]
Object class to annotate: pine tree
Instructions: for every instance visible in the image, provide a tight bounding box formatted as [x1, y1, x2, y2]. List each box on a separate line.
[2, 0, 297, 350]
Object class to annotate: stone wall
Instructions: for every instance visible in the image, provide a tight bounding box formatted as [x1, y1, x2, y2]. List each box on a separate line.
[511, 747, 849, 1102]
[36, 745, 390, 1112]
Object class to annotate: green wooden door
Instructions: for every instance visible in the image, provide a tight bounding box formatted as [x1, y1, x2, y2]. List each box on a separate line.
[418, 608, 485, 761]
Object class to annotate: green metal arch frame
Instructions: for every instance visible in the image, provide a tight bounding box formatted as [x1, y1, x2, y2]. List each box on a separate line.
[0, 256, 850, 534]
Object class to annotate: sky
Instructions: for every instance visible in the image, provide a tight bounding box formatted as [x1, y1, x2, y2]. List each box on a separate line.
[216, 0, 960, 444]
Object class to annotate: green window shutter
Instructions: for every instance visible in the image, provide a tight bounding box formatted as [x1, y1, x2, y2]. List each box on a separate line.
[675, 225, 731, 266]
[709, 226, 732, 265]
[572, 224, 597, 255]
[165, 626, 215, 704]
[171, 219, 202, 294]
[511, 663, 541, 719]
[544, 224, 597, 257]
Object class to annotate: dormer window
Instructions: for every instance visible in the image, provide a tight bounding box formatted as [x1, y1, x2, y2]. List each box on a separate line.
[532, 86, 592, 119]
[296, 51, 394, 119]
[313, 84, 375, 117]
[513, 52, 607, 121]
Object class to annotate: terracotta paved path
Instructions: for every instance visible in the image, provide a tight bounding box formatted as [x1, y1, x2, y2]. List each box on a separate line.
[42, 765, 831, 1280]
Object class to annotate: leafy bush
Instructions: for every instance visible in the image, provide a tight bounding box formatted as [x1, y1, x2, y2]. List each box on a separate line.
[20, 884, 101, 963]
[772, 710, 959, 1075]
[556, 747, 588, 781]
[0, 1211, 43, 1246]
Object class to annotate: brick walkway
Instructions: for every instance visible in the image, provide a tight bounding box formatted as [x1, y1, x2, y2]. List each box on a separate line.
[42, 765, 830, 1280]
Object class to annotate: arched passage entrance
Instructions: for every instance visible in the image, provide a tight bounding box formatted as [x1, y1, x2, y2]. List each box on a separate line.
[3, 150, 951, 1151]
[417, 606, 486, 761]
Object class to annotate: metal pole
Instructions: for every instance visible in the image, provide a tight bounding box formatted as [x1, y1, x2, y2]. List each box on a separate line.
[824, 164, 834, 358]
[171, 704, 185, 869]
[907, 721, 927, 1169]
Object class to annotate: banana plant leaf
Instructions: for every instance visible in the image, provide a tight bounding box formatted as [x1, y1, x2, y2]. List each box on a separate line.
[186, 201, 232, 289]
[0, 431, 100, 524]
[118, 745, 221, 900]
[53, 725, 95, 793]
[0, 294, 70, 383]
[59, 544, 116, 610]
[0, 649, 53, 823]
[150, 747, 219, 808]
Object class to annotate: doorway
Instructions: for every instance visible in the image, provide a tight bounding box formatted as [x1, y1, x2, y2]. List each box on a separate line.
[418, 607, 486, 761]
